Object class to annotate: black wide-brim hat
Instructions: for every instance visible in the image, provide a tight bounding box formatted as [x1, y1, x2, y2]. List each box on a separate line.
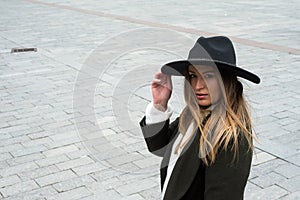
[161, 36, 260, 84]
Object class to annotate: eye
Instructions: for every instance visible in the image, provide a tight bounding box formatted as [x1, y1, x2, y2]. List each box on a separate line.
[203, 73, 214, 79]
[188, 73, 197, 79]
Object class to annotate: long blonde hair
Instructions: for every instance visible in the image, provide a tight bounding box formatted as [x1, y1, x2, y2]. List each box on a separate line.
[177, 66, 255, 165]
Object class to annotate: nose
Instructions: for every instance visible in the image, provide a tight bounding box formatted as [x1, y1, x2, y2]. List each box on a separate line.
[195, 76, 206, 90]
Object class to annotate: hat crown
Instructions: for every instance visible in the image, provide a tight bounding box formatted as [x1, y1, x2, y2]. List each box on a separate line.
[161, 35, 260, 84]
[188, 36, 236, 66]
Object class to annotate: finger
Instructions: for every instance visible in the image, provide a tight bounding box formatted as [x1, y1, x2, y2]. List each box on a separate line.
[154, 72, 162, 79]
[152, 78, 162, 85]
[161, 74, 172, 89]
[153, 72, 170, 86]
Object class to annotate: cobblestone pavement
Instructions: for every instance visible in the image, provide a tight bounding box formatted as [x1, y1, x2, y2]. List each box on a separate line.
[0, 0, 299, 199]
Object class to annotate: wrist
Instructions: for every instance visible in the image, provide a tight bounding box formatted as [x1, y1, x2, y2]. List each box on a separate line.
[145, 102, 173, 124]
[153, 103, 167, 112]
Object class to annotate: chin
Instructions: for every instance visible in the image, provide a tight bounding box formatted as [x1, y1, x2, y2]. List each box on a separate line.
[198, 101, 211, 107]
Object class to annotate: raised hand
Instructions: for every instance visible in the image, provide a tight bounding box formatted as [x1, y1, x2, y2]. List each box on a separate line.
[151, 72, 172, 111]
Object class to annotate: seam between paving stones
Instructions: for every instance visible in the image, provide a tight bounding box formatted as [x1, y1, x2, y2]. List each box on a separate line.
[255, 147, 300, 168]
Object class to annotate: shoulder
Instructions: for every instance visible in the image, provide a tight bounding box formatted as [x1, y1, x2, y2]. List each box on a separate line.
[215, 130, 253, 167]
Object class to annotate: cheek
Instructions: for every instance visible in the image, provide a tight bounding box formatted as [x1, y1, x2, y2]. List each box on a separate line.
[190, 80, 197, 90]
[208, 81, 221, 100]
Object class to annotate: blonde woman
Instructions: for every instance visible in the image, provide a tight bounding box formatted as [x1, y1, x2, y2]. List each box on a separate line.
[140, 36, 260, 200]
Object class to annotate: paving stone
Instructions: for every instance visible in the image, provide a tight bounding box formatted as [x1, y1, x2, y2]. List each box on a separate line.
[91, 145, 127, 161]
[9, 186, 58, 200]
[42, 144, 79, 157]
[254, 136, 298, 159]
[249, 158, 286, 179]
[0, 143, 23, 154]
[47, 186, 92, 200]
[35, 170, 77, 187]
[0, 162, 39, 177]
[245, 185, 289, 200]
[285, 153, 300, 166]
[11, 145, 48, 157]
[105, 152, 144, 166]
[274, 163, 300, 179]
[48, 131, 79, 142]
[1, 125, 31, 134]
[21, 137, 52, 147]
[271, 132, 300, 146]
[0, 180, 39, 198]
[6, 152, 45, 166]
[0, 135, 30, 147]
[132, 156, 161, 168]
[10, 126, 45, 137]
[112, 162, 142, 174]
[55, 156, 95, 170]
[116, 178, 157, 196]
[35, 154, 70, 167]
[0, 132, 12, 140]
[7, 116, 45, 128]
[0, 160, 9, 170]
[122, 193, 145, 200]
[18, 165, 60, 181]
[0, 175, 21, 188]
[100, 176, 122, 191]
[283, 122, 300, 132]
[52, 175, 95, 192]
[250, 171, 287, 188]
[244, 182, 262, 199]
[85, 182, 122, 199]
[46, 136, 82, 149]
[278, 117, 299, 126]
[72, 161, 106, 176]
[0, 153, 13, 162]
[64, 148, 91, 160]
[0, 121, 9, 129]
[40, 120, 73, 131]
[122, 141, 148, 153]
[277, 175, 300, 193]
[139, 185, 161, 200]
[279, 191, 300, 200]
[27, 130, 54, 140]
[252, 151, 277, 166]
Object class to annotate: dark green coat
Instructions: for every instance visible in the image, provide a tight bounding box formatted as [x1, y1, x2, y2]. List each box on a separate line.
[140, 117, 252, 200]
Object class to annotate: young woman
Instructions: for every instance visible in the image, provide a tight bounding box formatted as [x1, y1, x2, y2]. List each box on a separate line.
[140, 36, 260, 200]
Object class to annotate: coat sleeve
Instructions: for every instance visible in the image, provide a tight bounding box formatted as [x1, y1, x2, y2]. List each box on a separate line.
[139, 116, 179, 157]
[204, 135, 253, 200]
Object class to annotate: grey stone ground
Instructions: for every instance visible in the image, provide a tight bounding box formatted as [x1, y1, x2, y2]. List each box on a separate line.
[0, 0, 299, 199]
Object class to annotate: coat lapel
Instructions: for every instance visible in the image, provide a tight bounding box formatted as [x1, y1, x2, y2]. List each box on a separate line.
[162, 129, 201, 200]
[160, 131, 180, 190]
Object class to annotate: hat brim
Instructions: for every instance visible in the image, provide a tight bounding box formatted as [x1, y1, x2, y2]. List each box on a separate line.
[161, 59, 260, 84]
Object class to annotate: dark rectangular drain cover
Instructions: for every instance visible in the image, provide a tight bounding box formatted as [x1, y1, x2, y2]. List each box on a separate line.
[11, 48, 37, 53]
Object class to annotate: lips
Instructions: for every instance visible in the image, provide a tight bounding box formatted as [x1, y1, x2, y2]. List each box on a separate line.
[196, 93, 208, 100]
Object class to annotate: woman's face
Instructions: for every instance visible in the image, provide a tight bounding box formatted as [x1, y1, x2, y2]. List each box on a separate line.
[188, 65, 221, 107]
